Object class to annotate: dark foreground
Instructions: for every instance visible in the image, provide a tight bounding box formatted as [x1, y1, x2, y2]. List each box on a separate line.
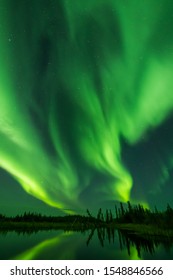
[1, 202, 173, 240]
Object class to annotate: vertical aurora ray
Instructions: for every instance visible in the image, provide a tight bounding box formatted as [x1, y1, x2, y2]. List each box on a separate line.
[1, 0, 173, 211]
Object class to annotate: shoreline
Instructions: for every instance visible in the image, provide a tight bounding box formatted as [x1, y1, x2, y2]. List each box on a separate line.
[1, 221, 173, 239]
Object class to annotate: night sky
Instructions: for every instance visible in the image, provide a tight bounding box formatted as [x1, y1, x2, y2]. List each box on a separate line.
[1, 0, 173, 215]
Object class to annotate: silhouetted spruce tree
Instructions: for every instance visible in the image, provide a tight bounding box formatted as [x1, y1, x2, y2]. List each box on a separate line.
[127, 201, 132, 213]
[105, 209, 109, 223]
[120, 202, 125, 218]
[115, 205, 119, 220]
[86, 209, 93, 218]
[109, 210, 113, 222]
[101, 213, 104, 222]
[154, 206, 158, 214]
[97, 208, 102, 221]
[165, 203, 173, 228]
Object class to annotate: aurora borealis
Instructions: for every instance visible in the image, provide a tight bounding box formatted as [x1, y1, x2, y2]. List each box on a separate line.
[1, 0, 173, 214]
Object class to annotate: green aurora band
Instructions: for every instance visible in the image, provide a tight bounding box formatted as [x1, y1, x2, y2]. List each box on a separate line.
[1, 0, 173, 211]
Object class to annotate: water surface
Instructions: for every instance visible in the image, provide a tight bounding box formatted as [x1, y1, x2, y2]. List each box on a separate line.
[0, 228, 173, 260]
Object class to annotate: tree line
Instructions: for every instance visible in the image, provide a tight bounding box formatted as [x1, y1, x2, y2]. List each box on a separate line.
[0, 202, 173, 229]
